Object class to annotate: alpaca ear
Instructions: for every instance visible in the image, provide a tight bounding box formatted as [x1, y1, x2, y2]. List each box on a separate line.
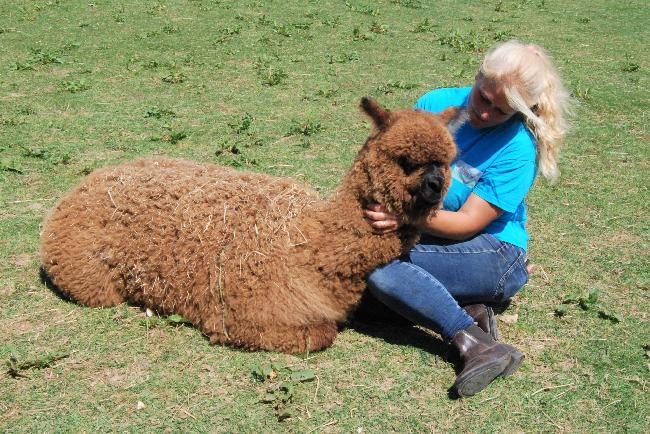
[438, 106, 461, 125]
[360, 97, 391, 130]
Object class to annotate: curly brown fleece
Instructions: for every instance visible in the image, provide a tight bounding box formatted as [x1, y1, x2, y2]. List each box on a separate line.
[40, 98, 458, 354]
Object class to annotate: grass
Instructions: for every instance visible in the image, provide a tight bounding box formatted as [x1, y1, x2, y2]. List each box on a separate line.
[0, 0, 648, 432]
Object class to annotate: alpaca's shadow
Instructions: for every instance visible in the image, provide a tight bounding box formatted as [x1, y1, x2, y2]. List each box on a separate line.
[39, 266, 76, 305]
[39, 267, 192, 328]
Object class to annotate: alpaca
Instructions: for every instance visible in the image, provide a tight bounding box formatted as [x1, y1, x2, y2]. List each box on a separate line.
[40, 98, 458, 354]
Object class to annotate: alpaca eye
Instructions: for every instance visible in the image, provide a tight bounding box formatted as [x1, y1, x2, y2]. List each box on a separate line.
[398, 157, 419, 175]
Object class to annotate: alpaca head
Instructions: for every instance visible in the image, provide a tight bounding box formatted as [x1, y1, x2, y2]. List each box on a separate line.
[357, 97, 458, 224]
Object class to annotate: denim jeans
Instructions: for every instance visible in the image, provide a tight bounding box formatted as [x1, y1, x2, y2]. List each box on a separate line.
[367, 233, 529, 340]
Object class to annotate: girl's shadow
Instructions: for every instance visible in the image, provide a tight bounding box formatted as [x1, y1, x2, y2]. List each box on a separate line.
[345, 291, 450, 360]
[346, 291, 512, 399]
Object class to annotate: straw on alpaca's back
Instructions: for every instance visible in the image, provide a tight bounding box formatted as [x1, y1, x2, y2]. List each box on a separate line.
[41, 158, 344, 351]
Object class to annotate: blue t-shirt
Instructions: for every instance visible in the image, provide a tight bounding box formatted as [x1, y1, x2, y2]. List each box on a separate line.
[416, 87, 537, 251]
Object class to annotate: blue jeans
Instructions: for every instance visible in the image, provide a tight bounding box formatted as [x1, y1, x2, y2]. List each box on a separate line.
[367, 233, 529, 340]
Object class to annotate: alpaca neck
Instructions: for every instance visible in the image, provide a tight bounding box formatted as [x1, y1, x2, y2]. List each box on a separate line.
[297, 185, 418, 286]
[288, 159, 419, 314]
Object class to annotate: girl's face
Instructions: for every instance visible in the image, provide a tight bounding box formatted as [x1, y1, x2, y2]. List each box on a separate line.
[467, 73, 516, 129]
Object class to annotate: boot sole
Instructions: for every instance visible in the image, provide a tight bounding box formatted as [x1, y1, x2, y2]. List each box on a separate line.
[501, 349, 524, 377]
[453, 356, 510, 397]
[454, 349, 524, 397]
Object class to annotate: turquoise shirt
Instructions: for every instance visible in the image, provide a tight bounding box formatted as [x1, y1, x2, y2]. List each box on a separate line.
[416, 87, 537, 251]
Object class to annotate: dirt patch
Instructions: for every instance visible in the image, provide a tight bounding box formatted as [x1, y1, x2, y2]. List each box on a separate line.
[52, 67, 77, 78]
[12, 254, 33, 268]
[28, 202, 46, 212]
[95, 368, 129, 388]
[559, 358, 577, 372]
[607, 231, 642, 245]
[92, 359, 152, 389]
[0, 286, 16, 297]
[10, 319, 37, 334]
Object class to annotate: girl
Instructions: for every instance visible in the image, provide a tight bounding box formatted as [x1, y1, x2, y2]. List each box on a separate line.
[364, 40, 570, 397]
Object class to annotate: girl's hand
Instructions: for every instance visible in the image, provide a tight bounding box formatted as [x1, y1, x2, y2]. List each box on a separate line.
[363, 203, 401, 234]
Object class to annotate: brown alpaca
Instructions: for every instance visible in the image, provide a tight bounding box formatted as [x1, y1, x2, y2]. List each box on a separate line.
[40, 98, 458, 353]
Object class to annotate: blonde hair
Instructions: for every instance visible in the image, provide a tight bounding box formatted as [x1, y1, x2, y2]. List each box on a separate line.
[480, 40, 571, 181]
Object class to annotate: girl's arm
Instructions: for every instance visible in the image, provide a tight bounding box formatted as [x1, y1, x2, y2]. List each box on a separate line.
[364, 193, 503, 240]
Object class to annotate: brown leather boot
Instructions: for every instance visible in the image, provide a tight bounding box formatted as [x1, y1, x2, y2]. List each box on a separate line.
[451, 324, 524, 397]
[463, 303, 499, 340]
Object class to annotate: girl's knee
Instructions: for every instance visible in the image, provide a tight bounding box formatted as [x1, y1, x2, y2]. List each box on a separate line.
[367, 266, 393, 295]
[367, 261, 405, 297]
[499, 249, 529, 300]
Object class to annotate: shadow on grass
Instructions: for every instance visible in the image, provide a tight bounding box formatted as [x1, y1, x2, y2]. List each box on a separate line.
[348, 291, 517, 400]
[39, 266, 76, 305]
[348, 291, 449, 358]
[348, 305, 466, 399]
[40, 267, 497, 400]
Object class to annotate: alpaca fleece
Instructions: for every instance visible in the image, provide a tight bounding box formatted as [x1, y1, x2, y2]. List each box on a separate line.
[40, 98, 458, 353]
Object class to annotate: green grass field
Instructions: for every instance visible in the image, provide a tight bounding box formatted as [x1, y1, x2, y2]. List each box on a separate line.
[1, 0, 648, 432]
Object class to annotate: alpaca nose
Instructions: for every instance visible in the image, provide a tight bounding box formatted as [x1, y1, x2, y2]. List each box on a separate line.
[424, 173, 442, 191]
[420, 172, 444, 204]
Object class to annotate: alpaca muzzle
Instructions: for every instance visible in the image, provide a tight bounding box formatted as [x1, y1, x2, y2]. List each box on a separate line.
[419, 170, 445, 205]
